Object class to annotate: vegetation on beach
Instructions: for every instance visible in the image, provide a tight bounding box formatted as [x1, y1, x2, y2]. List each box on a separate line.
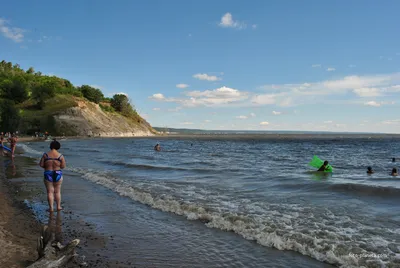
[0, 60, 143, 134]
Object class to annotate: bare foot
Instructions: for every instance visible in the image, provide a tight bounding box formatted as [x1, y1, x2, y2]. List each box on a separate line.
[57, 207, 63, 211]
[47, 208, 54, 212]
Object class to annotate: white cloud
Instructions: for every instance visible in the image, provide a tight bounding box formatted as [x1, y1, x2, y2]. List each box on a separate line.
[168, 107, 182, 112]
[0, 18, 25, 43]
[324, 121, 333, 124]
[193, 73, 221, 81]
[251, 93, 279, 105]
[176, 83, 189, 89]
[250, 113, 256, 117]
[353, 87, 382, 97]
[219, 13, 246, 29]
[254, 73, 400, 107]
[349, 64, 356, 68]
[150, 93, 165, 100]
[272, 111, 282, 115]
[311, 64, 321, 68]
[89, 84, 103, 90]
[252, 24, 257, 29]
[182, 86, 248, 107]
[364, 101, 395, 107]
[326, 67, 336, 72]
[260, 121, 270, 126]
[149, 72, 400, 110]
[364, 101, 381, 107]
[152, 108, 160, 111]
[204, 120, 212, 123]
[109, 92, 129, 97]
[181, 122, 194, 125]
[236, 115, 248, 119]
[382, 119, 400, 125]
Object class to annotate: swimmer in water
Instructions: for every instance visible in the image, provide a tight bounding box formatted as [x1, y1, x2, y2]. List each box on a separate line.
[391, 168, 398, 176]
[367, 167, 374, 174]
[318, 161, 329, 172]
[154, 144, 161, 151]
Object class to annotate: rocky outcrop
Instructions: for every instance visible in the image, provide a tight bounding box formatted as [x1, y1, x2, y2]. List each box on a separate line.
[52, 100, 155, 137]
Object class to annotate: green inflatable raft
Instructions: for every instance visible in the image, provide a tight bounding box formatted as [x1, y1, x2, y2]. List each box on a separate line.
[309, 155, 333, 173]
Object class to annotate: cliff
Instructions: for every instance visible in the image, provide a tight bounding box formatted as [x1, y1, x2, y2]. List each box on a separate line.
[18, 95, 156, 137]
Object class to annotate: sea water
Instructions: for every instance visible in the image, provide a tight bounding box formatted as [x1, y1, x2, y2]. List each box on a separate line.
[17, 136, 400, 267]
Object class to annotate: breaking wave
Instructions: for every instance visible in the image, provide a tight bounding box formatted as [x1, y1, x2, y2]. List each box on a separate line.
[69, 167, 400, 267]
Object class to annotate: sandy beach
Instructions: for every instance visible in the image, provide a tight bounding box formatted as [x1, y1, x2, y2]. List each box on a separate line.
[0, 172, 40, 268]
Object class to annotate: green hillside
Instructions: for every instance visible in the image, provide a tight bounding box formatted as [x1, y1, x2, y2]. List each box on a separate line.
[0, 60, 148, 135]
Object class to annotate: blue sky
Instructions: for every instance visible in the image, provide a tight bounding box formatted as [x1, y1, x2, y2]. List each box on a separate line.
[1, 0, 400, 133]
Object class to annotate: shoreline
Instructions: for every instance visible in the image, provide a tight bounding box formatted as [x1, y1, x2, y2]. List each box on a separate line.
[0, 169, 41, 268]
[15, 132, 400, 143]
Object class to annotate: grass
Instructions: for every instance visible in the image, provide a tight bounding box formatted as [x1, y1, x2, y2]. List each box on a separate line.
[18, 94, 78, 118]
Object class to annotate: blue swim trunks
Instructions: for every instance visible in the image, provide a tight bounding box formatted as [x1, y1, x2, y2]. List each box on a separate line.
[44, 170, 63, 182]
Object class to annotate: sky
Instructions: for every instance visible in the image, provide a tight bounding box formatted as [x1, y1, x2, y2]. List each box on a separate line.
[1, 0, 400, 133]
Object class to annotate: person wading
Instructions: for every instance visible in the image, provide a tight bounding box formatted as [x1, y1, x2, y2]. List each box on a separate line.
[39, 140, 66, 212]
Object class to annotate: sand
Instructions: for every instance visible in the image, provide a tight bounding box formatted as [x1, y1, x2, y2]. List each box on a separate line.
[0, 176, 41, 268]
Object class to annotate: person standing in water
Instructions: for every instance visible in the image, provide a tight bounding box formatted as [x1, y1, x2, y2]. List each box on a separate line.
[8, 134, 18, 157]
[318, 161, 329, 171]
[39, 140, 66, 212]
[0, 134, 5, 156]
[391, 168, 398, 176]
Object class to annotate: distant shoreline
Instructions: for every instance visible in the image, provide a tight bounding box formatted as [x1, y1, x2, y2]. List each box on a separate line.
[16, 132, 400, 143]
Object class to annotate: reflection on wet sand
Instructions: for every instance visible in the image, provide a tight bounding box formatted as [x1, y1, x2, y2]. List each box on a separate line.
[47, 212, 63, 243]
[2, 158, 16, 176]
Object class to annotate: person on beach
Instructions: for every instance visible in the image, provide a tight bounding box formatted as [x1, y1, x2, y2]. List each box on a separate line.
[0, 135, 6, 156]
[391, 168, 398, 176]
[367, 167, 374, 174]
[154, 143, 161, 151]
[318, 161, 329, 172]
[8, 134, 18, 157]
[39, 139, 66, 212]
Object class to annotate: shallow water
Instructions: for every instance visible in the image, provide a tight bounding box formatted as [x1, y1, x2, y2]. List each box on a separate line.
[16, 136, 400, 267]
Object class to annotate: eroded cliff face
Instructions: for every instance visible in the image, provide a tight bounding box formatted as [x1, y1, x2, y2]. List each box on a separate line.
[52, 100, 155, 137]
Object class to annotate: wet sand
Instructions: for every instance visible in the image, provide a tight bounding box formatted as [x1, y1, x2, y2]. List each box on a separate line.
[0, 172, 41, 268]
[0, 154, 133, 267]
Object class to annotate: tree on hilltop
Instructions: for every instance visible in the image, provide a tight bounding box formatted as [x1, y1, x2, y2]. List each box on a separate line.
[79, 85, 104, 104]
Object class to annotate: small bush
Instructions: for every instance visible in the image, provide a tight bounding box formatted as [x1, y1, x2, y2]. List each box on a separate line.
[99, 103, 115, 113]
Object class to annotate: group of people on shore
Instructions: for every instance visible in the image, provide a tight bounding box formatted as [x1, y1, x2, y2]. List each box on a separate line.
[0, 132, 18, 157]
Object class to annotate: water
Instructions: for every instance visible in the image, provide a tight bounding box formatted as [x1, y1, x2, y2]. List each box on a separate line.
[17, 136, 400, 267]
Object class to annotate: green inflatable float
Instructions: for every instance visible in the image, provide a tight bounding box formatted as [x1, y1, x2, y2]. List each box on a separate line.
[309, 155, 333, 173]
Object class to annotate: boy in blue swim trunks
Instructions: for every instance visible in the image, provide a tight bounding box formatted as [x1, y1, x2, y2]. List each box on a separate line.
[39, 139, 66, 212]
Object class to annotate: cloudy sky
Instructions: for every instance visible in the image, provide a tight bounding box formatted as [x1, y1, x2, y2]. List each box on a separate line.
[1, 0, 400, 133]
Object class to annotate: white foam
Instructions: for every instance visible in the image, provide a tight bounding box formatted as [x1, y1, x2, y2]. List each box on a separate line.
[69, 167, 398, 267]
[18, 143, 43, 157]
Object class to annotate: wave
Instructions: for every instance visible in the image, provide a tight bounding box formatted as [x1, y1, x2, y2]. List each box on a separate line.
[101, 161, 190, 171]
[329, 183, 400, 197]
[18, 143, 43, 157]
[69, 167, 399, 267]
[99, 160, 236, 174]
[278, 181, 400, 197]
